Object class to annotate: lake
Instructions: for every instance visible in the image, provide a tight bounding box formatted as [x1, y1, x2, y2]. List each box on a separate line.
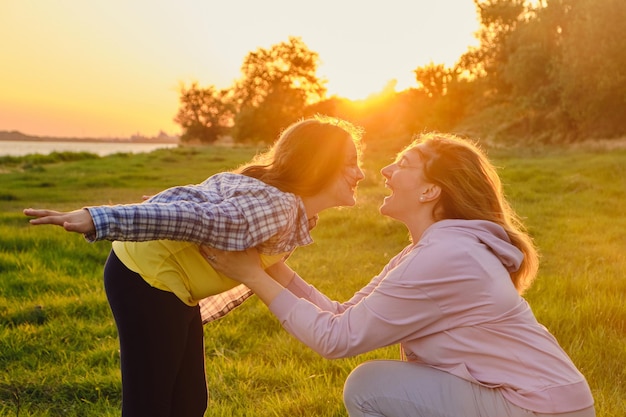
[0, 140, 179, 157]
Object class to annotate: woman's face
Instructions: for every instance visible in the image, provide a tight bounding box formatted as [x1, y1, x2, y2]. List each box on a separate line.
[379, 146, 431, 220]
[322, 140, 364, 208]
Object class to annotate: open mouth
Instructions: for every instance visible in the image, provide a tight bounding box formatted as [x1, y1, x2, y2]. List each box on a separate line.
[344, 177, 358, 192]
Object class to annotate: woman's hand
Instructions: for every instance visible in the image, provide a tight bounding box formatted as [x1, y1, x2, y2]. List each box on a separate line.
[199, 245, 284, 306]
[23, 208, 96, 234]
[199, 245, 264, 285]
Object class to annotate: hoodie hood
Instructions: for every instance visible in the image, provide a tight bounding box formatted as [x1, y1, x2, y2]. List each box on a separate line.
[426, 219, 524, 273]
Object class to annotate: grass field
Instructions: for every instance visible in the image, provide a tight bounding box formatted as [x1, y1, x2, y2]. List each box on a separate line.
[0, 143, 624, 416]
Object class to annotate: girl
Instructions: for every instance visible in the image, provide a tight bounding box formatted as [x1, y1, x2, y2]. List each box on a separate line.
[24, 115, 365, 417]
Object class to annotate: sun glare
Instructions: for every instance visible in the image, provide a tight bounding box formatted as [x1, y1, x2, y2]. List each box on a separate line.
[324, 70, 416, 101]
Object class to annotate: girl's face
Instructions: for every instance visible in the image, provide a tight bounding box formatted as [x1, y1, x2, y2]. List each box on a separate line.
[322, 140, 365, 208]
[379, 146, 431, 221]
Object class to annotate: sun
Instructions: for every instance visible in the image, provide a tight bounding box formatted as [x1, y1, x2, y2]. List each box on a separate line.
[324, 73, 414, 101]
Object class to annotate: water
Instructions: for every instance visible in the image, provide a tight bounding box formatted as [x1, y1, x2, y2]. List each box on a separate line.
[0, 140, 178, 157]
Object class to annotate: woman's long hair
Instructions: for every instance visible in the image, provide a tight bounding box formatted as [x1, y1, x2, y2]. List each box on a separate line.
[236, 115, 363, 197]
[408, 132, 539, 294]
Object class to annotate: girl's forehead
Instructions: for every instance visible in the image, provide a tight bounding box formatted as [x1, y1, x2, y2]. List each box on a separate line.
[345, 140, 360, 158]
[398, 147, 422, 161]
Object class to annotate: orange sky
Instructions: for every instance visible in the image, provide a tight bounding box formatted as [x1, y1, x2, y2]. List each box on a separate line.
[0, 0, 479, 139]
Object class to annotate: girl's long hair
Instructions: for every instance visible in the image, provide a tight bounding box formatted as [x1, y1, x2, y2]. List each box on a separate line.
[236, 115, 363, 197]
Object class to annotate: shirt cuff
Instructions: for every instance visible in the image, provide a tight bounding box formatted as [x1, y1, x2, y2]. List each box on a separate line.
[83, 206, 108, 242]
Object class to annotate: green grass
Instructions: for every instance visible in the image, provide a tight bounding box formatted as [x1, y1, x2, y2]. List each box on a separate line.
[1, 144, 624, 416]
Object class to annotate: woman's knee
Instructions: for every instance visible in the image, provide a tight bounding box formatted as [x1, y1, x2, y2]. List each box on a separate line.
[345, 361, 380, 391]
[343, 361, 390, 410]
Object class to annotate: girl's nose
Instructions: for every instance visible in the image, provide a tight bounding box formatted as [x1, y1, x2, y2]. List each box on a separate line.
[381, 163, 393, 179]
[355, 166, 365, 181]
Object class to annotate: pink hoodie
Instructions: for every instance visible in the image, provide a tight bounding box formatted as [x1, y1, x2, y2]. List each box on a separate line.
[270, 219, 594, 414]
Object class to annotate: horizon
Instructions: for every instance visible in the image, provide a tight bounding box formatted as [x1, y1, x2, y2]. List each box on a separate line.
[0, 128, 179, 142]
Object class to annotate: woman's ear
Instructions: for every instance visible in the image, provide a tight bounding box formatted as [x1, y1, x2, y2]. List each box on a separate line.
[419, 185, 441, 203]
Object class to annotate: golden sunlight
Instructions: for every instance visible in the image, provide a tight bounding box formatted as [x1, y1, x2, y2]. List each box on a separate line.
[0, 0, 479, 138]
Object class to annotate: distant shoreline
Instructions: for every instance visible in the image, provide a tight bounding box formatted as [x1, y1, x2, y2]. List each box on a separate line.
[0, 130, 179, 144]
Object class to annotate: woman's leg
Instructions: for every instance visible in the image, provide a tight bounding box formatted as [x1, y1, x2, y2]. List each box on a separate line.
[343, 360, 595, 417]
[104, 251, 208, 417]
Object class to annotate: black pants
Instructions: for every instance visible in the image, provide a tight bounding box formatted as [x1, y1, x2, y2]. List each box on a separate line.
[104, 251, 208, 417]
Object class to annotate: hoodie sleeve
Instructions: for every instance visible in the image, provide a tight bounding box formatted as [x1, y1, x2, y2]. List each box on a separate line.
[284, 247, 412, 312]
[269, 242, 449, 359]
[268, 222, 523, 359]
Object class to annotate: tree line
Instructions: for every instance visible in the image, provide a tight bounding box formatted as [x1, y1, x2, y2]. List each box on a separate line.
[174, 0, 626, 146]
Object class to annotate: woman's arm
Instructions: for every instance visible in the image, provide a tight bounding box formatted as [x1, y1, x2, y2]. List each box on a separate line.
[205, 245, 438, 359]
[264, 261, 297, 288]
[263, 249, 407, 313]
[202, 247, 372, 313]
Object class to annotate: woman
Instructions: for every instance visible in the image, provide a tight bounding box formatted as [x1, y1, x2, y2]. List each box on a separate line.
[204, 132, 595, 417]
[23, 115, 365, 417]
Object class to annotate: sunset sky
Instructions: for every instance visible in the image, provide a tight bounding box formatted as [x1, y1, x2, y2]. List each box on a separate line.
[0, 0, 479, 139]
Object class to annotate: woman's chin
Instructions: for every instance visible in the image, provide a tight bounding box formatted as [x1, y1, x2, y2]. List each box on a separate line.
[380, 195, 400, 216]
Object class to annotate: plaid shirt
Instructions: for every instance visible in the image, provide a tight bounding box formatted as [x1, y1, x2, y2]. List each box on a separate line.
[85, 172, 313, 323]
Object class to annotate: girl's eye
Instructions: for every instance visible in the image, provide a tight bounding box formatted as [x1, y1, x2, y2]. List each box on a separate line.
[345, 163, 359, 172]
[345, 158, 359, 169]
[397, 158, 419, 170]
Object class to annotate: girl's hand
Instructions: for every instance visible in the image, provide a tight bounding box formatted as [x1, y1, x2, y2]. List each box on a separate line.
[23, 208, 96, 234]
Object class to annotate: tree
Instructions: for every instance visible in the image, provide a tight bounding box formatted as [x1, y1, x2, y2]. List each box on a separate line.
[414, 63, 453, 98]
[453, 0, 568, 142]
[174, 82, 234, 144]
[457, 0, 529, 96]
[469, 0, 626, 141]
[232, 37, 327, 143]
[234, 81, 309, 144]
[553, 0, 626, 137]
[400, 0, 626, 143]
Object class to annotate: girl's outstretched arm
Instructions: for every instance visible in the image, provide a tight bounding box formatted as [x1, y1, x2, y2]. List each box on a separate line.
[23, 208, 96, 234]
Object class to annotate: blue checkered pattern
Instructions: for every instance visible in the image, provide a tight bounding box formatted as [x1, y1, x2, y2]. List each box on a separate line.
[85, 172, 314, 322]
[86, 173, 313, 255]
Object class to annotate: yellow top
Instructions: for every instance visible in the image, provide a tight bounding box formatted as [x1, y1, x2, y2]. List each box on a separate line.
[112, 240, 284, 306]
